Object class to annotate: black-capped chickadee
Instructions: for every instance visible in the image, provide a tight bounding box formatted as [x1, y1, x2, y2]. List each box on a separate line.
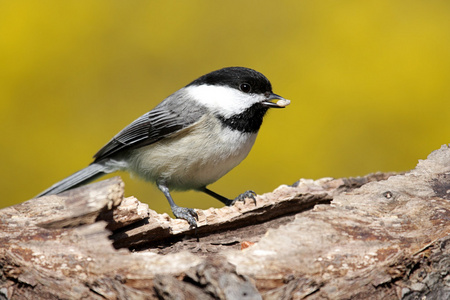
[36, 67, 290, 227]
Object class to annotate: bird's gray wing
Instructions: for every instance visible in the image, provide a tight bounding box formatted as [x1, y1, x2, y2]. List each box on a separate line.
[93, 92, 206, 162]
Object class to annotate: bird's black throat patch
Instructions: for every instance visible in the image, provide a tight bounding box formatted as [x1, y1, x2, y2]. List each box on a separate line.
[216, 103, 269, 133]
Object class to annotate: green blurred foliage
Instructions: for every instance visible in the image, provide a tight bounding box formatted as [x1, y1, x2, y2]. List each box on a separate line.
[1, 1, 449, 214]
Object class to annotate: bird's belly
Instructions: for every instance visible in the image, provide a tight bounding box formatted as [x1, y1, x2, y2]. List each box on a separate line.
[128, 124, 257, 190]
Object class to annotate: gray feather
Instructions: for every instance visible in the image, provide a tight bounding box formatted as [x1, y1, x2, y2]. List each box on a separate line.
[37, 90, 207, 197]
[93, 89, 207, 161]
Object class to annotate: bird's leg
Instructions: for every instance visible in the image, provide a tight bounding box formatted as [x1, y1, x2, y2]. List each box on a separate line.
[201, 187, 257, 206]
[157, 182, 198, 228]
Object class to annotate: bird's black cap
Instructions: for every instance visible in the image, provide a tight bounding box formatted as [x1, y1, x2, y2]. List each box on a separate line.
[187, 67, 273, 95]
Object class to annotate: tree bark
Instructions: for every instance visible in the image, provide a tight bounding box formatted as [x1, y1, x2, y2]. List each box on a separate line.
[1, 145, 450, 299]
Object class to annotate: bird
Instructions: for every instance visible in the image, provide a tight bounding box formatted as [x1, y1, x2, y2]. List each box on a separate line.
[36, 67, 290, 227]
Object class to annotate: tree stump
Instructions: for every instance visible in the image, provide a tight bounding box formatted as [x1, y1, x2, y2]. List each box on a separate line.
[1, 145, 450, 299]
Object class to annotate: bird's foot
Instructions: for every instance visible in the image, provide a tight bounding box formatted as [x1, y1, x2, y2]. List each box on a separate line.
[228, 190, 257, 206]
[171, 206, 199, 228]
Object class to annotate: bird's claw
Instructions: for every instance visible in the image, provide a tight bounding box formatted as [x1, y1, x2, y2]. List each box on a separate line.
[230, 190, 257, 206]
[172, 206, 198, 229]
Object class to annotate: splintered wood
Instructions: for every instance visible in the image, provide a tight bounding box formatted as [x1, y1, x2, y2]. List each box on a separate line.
[1, 145, 450, 299]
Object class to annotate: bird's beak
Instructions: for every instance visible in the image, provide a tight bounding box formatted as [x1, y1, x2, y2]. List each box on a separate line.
[261, 93, 291, 108]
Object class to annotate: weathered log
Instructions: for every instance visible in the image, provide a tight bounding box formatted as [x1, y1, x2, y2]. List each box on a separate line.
[1, 145, 450, 299]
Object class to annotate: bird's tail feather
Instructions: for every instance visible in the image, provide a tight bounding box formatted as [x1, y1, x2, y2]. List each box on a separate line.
[35, 163, 109, 198]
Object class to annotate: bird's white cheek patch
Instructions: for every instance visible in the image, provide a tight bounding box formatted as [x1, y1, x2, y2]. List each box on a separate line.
[185, 85, 263, 118]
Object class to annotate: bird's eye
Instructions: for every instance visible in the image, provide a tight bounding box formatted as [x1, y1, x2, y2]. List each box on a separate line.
[239, 83, 252, 93]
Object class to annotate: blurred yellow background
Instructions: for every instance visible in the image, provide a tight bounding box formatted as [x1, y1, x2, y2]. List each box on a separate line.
[1, 1, 449, 214]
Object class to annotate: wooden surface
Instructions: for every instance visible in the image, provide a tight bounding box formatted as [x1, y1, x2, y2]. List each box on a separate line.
[1, 145, 450, 299]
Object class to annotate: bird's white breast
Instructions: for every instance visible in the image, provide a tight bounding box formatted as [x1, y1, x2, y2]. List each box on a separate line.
[127, 114, 258, 190]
